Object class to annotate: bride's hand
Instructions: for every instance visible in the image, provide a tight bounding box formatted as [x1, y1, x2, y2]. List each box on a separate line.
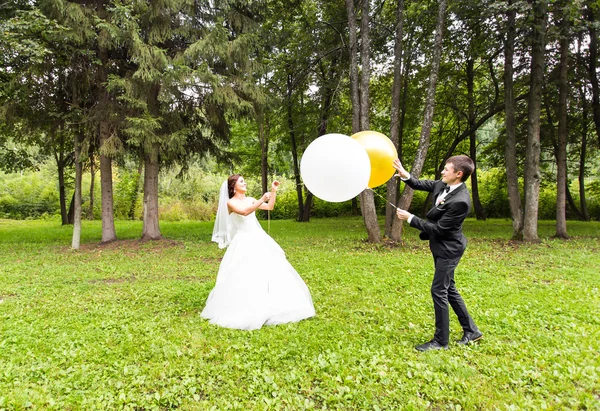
[261, 192, 271, 202]
[271, 180, 280, 191]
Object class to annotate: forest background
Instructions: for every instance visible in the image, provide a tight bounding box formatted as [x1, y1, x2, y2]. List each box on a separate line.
[1, 0, 600, 246]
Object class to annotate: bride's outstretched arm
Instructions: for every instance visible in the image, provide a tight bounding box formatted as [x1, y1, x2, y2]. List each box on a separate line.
[228, 192, 270, 216]
[258, 181, 280, 211]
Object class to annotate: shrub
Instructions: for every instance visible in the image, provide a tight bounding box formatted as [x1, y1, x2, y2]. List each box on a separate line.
[0, 167, 59, 219]
[159, 198, 216, 222]
[113, 169, 142, 219]
[2, 161, 600, 222]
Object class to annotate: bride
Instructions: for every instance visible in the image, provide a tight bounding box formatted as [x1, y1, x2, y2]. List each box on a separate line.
[201, 174, 315, 330]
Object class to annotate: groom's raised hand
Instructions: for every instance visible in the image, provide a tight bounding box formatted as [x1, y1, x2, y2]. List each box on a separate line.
[392, 159, 410, 179]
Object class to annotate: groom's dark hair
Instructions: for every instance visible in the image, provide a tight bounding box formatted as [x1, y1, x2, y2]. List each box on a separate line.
[227, 174, 241, 198]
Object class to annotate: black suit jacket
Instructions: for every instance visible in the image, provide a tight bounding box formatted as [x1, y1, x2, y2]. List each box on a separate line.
[403, 176, 471, 259]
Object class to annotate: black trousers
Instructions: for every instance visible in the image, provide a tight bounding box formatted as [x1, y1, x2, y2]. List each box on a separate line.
[431, 255, 478, 345]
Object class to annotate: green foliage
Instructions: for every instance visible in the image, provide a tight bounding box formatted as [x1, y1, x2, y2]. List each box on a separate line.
[3, 161, 600, 222]
[0, 218, 599, 409]
[113, 168, 142, 219]
[473, 167, 512, 218]
[0, 166, 59, 219]
[159, 199, 216, 222]
[0, 133, 44, 173]
[0, 8, 66, 68]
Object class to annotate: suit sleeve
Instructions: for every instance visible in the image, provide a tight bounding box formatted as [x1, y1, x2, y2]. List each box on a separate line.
[402, 175, 437, 193]
[409, 200, 469, 237]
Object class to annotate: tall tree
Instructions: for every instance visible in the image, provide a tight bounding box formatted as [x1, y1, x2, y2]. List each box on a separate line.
[0, 6, 77, 226]
[576, 36, 591, 221]
[386, 0, 405, 235]
[503, 0, 524, 239]
[346, 0, 380, 242]
[586, 1, 600, 147]
[523, 0, 548, 242]
[72, 128, 84, 249]
[390, 0, 447, 242]
[93, 0, 119, 242]
[555, 0, 571, 238]
[261, 0, 318, 221]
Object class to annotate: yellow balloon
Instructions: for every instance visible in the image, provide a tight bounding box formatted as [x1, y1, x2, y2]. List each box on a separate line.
[351, 130, 398, 188]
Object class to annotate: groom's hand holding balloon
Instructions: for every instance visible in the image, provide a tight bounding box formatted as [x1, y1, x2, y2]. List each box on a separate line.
[392, 158, 410, 180]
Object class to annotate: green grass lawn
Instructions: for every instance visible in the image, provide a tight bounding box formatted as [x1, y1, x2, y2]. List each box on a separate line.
[1, 217, 599, 410]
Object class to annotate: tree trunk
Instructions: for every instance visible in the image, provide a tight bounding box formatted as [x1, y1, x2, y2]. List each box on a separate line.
[469, 135, 485, 220]
[390, 0, 447, 242]
[391, 50, 413, 221]
[259, 108, 269, 220]
[301, 192, 313, 222]
[72, 130, 83, 250]
[55, 147, 68, 225]
[286, 78, 304, 222]
[578, 86, 591, 221]
[88, 153, 95, 220]
[504, 0, 523, 240]
[99, 122, 117, 242]
[67, 193, 75, 224]
[345, 0, 380, 242]
[466, 58, 486, 220]
[142, 143, 161, 240]
[555, 2, 569, 238]
[523, 0, 547, 243]
[566, 184, 585, 220]
[142, 82, 162, 241]
[587, 4, 600, 147]
[359, 0, 371, 132]
[346, 0, 360, 134]
[259, 108, 268, 196]
[351, 198, 359, 215]
[386, 0, 405, 236]
[398, 36, 414, 164]
[96, 0, 117, 242]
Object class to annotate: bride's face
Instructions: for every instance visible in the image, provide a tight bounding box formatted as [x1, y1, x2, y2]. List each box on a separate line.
[235, 176, 247, 194]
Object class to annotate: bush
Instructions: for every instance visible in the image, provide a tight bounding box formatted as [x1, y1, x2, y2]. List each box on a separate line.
[159, 198, 216, 222]
[113, 169, 142, 219]
[0, 167, 60, 219]
[2, 161, 600, 222]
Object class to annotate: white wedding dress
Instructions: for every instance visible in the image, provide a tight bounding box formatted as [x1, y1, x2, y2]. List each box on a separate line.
[201, 211, 315, 330]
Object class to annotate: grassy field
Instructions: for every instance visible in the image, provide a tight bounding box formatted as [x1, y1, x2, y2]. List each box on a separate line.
[0, 217, 599, 410]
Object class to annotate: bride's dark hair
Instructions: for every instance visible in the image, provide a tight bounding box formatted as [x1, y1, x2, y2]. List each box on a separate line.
[227, 174, 241, 199]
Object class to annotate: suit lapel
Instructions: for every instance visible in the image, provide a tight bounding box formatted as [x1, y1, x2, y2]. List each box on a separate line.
[442, 183, 465, 203]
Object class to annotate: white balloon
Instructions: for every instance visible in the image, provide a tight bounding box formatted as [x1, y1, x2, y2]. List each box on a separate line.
[300, 133, 371, 202]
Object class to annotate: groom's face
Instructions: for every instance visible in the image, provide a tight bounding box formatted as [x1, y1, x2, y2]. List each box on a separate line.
[441, 163, 463, 185]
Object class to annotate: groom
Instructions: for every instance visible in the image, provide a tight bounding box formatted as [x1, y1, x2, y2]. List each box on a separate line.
[393, 155, 482, 352]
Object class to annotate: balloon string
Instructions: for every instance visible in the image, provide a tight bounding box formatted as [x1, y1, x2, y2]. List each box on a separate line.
[268, 209, 270, 234]
[366, 187, 398, 210]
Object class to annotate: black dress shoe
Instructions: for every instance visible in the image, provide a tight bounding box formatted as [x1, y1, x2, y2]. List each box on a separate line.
[415, 340, 448, 352]
[457, 330, 483, 345]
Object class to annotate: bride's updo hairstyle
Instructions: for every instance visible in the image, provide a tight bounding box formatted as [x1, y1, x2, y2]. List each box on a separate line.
[227, 174, 241, 199]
